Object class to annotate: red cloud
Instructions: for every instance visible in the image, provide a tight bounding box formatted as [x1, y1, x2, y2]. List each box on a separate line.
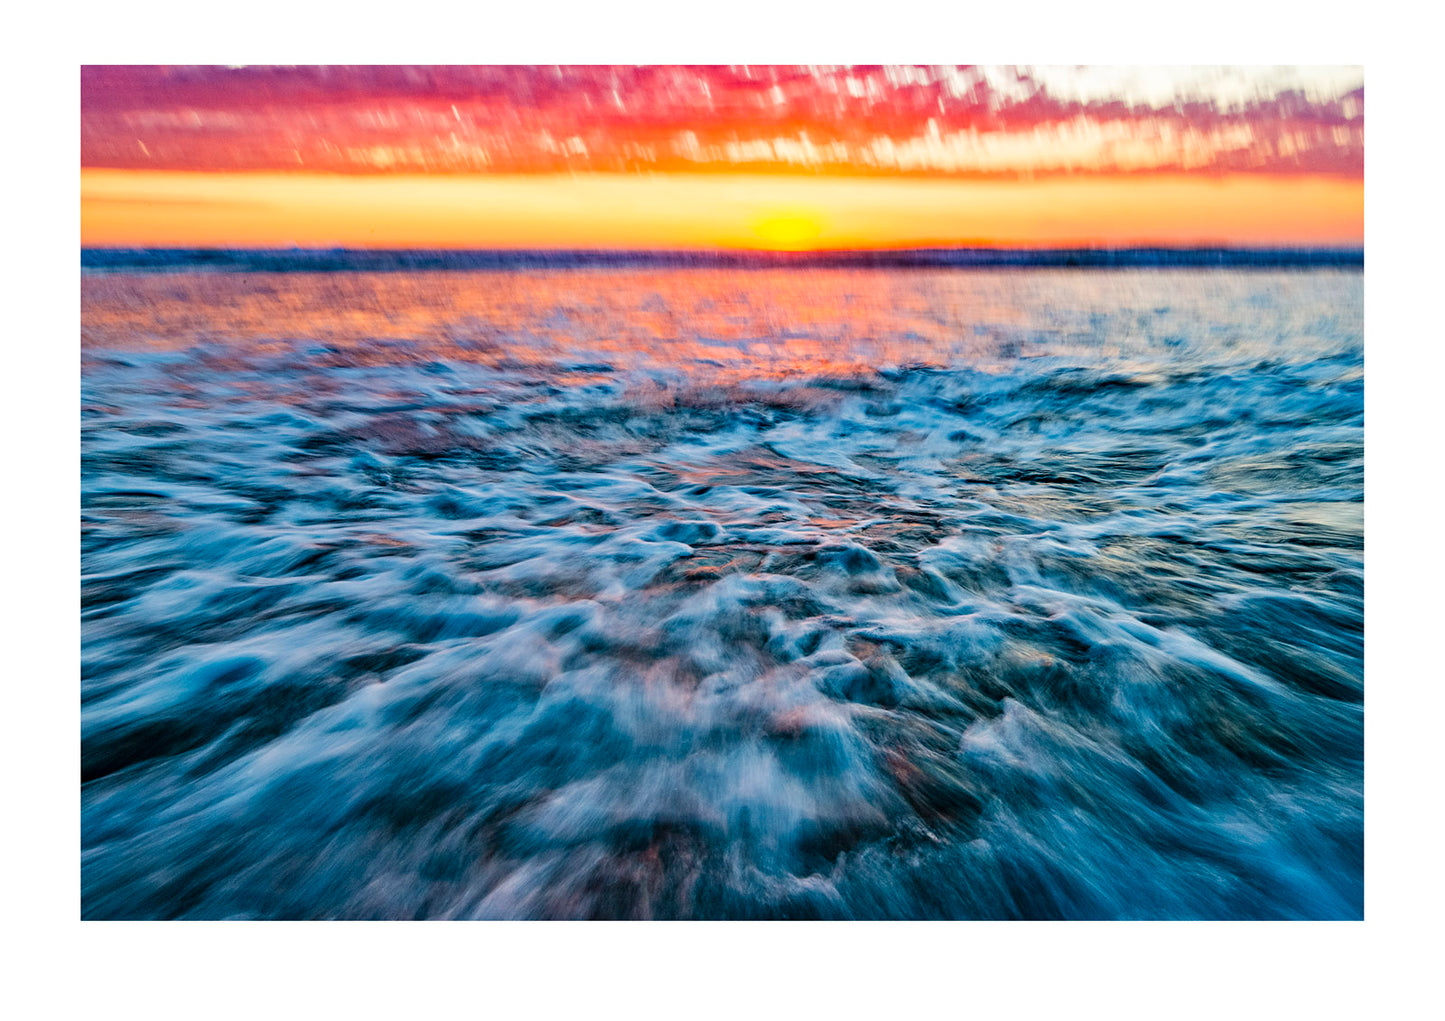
[81, 65, 1363, 178]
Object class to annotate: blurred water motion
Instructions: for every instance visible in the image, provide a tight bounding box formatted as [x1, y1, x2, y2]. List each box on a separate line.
[81, 265, 1363, 919]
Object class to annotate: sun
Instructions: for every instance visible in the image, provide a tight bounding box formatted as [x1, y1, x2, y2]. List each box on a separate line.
[750, 210, 826, 251]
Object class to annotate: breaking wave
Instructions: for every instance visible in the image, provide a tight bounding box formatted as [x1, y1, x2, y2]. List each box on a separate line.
[81, 267, 1363, 918]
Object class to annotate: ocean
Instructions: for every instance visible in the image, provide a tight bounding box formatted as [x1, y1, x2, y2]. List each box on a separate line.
[80, 256, 1364, 919]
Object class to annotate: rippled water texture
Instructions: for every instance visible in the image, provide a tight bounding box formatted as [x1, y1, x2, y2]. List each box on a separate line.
[81, 267, 1363, 919]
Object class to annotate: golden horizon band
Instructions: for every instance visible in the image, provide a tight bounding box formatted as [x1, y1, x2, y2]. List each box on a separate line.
[81, 169, 1363, 250]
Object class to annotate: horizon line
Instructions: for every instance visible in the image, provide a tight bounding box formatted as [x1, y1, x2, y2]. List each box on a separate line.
[81, 245, 1364, 272]
[81, 244, 1366, 254]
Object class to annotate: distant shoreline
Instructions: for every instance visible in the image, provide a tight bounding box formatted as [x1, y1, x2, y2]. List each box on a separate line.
[81, 247, 1365, 273]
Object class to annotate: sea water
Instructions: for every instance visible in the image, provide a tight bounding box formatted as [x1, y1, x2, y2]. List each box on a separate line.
[81, 265, 1363, 919]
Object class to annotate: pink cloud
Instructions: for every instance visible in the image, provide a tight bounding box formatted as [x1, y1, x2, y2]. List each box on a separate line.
[81, 65, 1363, 178]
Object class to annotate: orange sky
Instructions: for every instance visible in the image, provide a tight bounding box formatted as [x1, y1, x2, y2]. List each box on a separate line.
[81, 66, 1364, 249]
[81, 169, 1363, 250]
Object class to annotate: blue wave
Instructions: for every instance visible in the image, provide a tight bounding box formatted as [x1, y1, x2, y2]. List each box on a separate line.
[81, 267, 1363, 919]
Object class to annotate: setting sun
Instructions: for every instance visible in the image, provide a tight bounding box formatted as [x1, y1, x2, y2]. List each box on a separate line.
[750, 211, 826, 250]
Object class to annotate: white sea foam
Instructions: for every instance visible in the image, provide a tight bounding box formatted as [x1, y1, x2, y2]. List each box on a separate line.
[82, 268, 1363, 918]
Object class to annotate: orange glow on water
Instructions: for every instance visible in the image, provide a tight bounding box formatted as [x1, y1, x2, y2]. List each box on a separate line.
[81, 169, 1363, 250]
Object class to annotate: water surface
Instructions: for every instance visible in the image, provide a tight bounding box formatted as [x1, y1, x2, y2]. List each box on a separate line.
[81, 267, 1364, 919]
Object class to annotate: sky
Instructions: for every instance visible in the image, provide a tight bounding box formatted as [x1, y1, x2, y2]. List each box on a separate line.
[80, 65, 1364, 249]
